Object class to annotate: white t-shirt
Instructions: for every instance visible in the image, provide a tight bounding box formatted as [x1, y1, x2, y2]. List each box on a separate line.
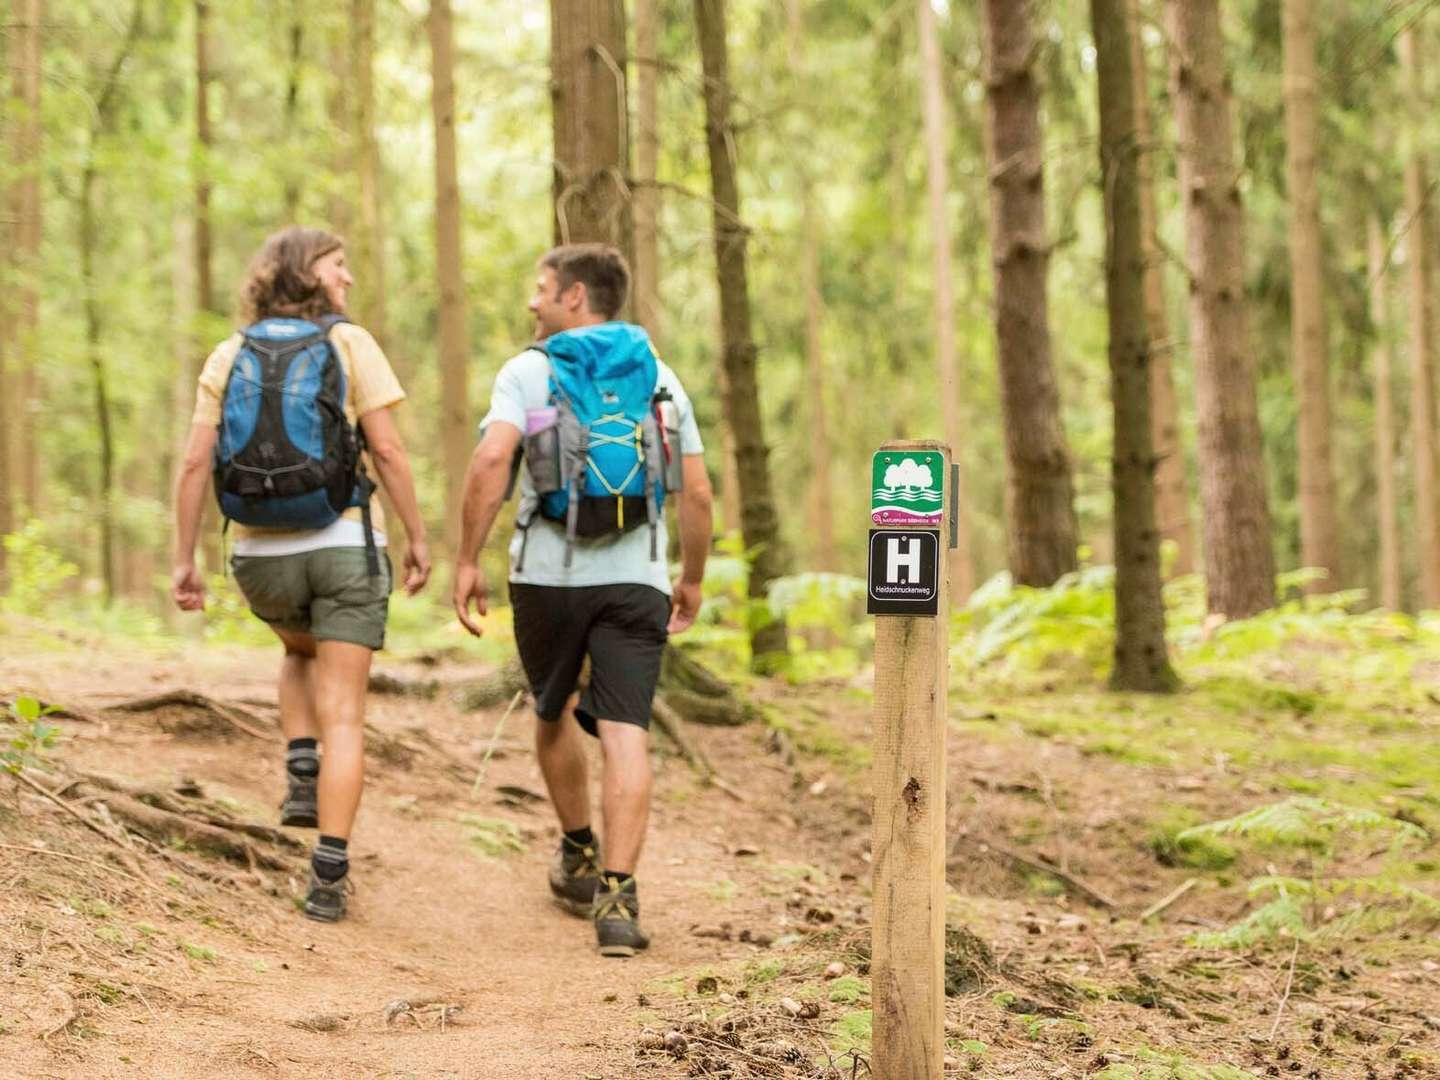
[479, 344, 705, 594]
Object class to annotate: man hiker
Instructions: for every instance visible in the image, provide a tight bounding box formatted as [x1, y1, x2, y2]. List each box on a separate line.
[452, 243, 713, 957]
[172, 226, 431, 923]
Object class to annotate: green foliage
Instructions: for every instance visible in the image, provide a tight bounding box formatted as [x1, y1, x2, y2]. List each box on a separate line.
[1149, 813, 1238, 872]
[458, 814, 525, 859]
[1, 523, 80, 615]
[2, 696, 62, 776]
[1177, 797, 1427, 857]
[1180, 799, 1436, 948]
[826, 975, 868, 1004]
[829, 1008, 872, 1056]
[958, 567, 1116, 678]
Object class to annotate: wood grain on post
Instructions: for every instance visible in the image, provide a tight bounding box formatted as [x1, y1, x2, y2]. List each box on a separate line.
[871, 438, 949, 1080]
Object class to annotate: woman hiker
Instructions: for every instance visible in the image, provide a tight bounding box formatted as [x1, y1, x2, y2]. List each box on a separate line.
[171, 225, 430, 922]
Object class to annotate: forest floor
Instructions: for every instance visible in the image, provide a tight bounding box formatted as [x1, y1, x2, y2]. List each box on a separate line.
[2, 619, 1439, 1079]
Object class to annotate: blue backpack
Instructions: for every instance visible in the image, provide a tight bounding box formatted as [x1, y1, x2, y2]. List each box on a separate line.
[212, 315, 378, 572]
[518, 322, 676, 568]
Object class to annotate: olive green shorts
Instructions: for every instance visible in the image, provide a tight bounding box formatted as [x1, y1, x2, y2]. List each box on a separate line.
[231, 547, 392, 650]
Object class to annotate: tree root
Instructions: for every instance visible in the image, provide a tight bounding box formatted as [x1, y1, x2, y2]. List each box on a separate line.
[78, 772, 305, 853]
[651, 697, 746, 803]
[947, 832, 1119, 910]
[106, 690, 274, 740]
[368, 671, 440, 698]
[454, 661, 529, 711]
[90, 792, 291, 872]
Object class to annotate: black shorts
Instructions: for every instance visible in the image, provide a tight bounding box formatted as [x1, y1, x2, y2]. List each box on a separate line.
[510, 582, 670, 737]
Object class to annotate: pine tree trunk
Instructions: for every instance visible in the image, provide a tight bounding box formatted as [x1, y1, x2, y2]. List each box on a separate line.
[549, 0, 631, 266]
[1369, 210, 1402, 611]
[1400, 27, 1440, 607]
[633, 0, 661, 341]
[282, 4, 304, 221]
[980, 0, 1080, 587]
[428, 0, 471, 555]
[193, 0, 223, 574]
[917, 0, 973, 599]
[81, 3, 143, 607]
[1092, 0, 1177, 692]
[1283, 0, 1341, 591]
[787, 0, 836, 573]
[1130, 0, 1194, 577]
[694, 0, 789, 671]
[350, 0, 389, 349]
[10, 0, 43, 517]
[195, 1, 216, 324]
[1165, 0, 1276, 618]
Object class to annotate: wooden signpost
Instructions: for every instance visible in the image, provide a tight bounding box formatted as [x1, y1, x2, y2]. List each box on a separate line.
[868, 439, 951, 1079]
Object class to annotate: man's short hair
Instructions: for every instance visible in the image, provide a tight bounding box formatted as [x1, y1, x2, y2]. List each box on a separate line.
[540, 243, 630, 319]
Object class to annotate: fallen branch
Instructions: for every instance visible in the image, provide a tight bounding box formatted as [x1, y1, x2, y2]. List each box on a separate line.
[14, 771, 153, 883]
[948, 833, 1118, 910]
[651, 696, 746, 803]
[471, 690, 526, 795]
[1139, 877, 1199, 922]
[1267, 938, 1301, 1041]
[107, 690, 274, 740]
[0, 840, 147, 884]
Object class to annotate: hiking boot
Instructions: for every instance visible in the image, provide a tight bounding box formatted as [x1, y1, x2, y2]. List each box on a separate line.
[549, 836, 602, 916]
[280, 776, 318, 828]
[593, 874, 649, 958]
[303, 871, 352, 923]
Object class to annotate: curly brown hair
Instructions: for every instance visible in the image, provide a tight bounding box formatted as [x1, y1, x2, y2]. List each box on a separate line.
[238, 226, 344, 324]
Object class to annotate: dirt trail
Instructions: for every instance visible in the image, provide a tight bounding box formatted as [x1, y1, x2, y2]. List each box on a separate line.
[1, 641, 847, 1080]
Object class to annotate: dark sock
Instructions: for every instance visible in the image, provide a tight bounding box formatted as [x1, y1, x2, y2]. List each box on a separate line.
[287, 738, 320, 781]
[564, 826, 595, 848]
[312, 835, 349, 883]
[601, 870, 635, 892]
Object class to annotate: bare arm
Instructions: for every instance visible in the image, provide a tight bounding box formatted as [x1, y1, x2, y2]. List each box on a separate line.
[668, 453, 714, 633]
[360, 406, 430, 594]
[453, 421, 522, 634]
[171, 423, 217, 610]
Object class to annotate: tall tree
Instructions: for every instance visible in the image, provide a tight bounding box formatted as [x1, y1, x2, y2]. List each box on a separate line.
[193, 0, 223, 573]
[1400, 26, 1440, 607]
[1092, 0, 1177, 691]
[194, 0, 217, 326]
[1166, 0, 1276, 618]
[550, 0, 630, 261]
[1130, 0, 1194, 576]
[350, 0, 389, 348]
[282, 2, 305, 220]
[980, 0, 1080, 587]
[694, 0, 789, 671]
[429, 0, 470, 553]
[9, 0, 43, 517]
[1369, 207, 1402, 611]
[633, 0, 661, 340]
[1282, 0, 1341, 590]
[786, 0, 836, 573]
[81, 2, 145, 605]
[916, 0, 973, 597]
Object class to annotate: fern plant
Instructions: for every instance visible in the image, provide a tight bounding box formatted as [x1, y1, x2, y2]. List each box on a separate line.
[1179, 798, 1436, 948]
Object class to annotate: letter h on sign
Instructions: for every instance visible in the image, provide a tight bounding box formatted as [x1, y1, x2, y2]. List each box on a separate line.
[887, 536, 922, 584]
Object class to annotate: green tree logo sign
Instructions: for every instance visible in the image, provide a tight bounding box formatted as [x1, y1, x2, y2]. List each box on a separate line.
[871, 451, 943, 526]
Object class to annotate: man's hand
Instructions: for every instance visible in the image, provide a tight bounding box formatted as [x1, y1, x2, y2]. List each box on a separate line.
[171, 562, 205, 611]
[402, 538, 432, 596]
[453, 561, 489, 636]
[668, 579, 703, 634]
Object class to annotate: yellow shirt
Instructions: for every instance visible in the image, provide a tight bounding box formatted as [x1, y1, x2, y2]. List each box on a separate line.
[192, 322, 405, 540]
